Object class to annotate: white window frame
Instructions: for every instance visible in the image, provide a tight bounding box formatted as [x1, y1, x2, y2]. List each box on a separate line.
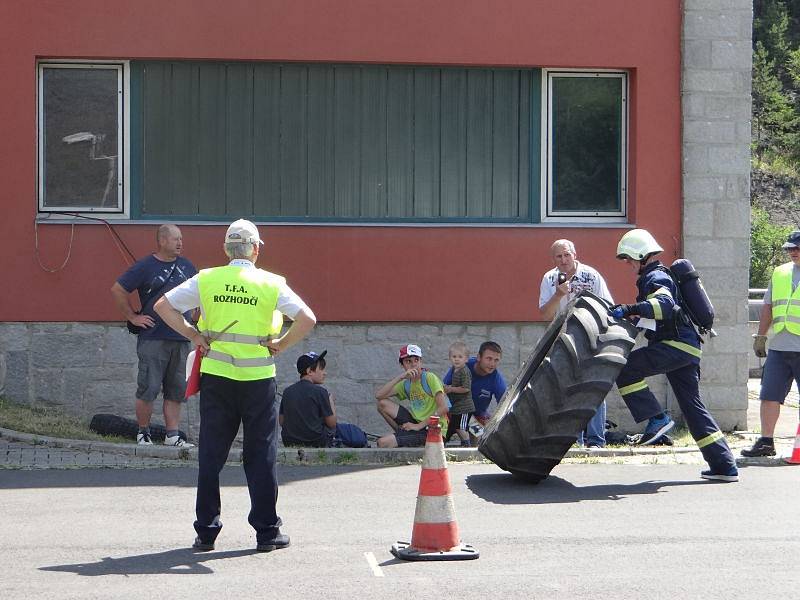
[540, 69, 628, 223]
[37, 60, 130, 217]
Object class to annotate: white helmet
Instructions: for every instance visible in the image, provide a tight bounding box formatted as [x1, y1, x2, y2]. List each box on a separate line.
[616, 229, 663, 260]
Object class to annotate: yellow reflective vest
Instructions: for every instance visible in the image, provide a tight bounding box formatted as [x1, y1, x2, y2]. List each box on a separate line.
[197, 265, 285, 381]
[771, 262, 800, 335]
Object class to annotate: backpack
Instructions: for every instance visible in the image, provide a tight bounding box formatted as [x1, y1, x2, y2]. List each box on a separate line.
[403, 370, 452, 409]
[658, 259, 716, 337]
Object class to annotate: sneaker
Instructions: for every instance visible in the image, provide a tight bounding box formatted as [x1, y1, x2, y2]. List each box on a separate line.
[700, 469, 739, 483]
[638, 415, 675, 446]
[137, 432, 153, 445]
[740, 437, 776, 457]
[192, 536, 214, 551]
[256, 532, 290, 552]
[164, 435, 194, 448]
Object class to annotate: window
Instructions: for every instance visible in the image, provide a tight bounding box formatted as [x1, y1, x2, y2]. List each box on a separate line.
[38, 62, 125, 213]
[543, 71, 627, 220]
[36, 61, 629, 223]
[133, 63, 532, 222]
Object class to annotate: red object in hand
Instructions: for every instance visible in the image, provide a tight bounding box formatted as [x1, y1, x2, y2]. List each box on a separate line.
[185, 345, 204, 398]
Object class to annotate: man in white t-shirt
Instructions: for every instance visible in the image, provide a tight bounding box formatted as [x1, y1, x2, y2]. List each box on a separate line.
[538, 239, 613, 447]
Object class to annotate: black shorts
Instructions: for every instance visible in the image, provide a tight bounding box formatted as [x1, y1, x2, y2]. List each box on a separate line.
[393, 405, 428, 447]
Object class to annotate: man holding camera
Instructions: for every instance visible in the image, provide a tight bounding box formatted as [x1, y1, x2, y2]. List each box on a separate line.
[538, 239, 612, 447]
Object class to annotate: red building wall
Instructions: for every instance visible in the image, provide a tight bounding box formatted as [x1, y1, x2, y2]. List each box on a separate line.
[0, 0, 682, 322]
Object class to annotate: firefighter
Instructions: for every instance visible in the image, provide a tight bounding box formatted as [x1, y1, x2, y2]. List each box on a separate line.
[610, 228, 738, 482]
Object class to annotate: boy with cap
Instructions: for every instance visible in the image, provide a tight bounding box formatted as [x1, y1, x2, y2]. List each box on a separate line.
[280, 350, 368, 448]
[744, 230, 800, 457]
[375, 344, 449, 448]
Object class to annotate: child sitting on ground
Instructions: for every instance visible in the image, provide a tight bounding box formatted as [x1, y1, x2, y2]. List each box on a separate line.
[374, 344, 449, 448]
[442, 341, 475, 447]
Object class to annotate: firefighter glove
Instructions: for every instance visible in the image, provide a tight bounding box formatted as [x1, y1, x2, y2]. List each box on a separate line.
[752, 334, 768, 358]
[609, 304, 632, 319]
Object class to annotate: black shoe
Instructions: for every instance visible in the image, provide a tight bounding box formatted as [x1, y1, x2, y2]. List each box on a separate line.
[741, 437, 776, 457]
[638, 415, 675, 446]
[700, 469, 739, 483]
[256, 533, 290, 552]
[192, 536, 215, 551]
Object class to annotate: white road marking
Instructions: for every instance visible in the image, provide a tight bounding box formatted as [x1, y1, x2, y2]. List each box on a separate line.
[364, 551, 384, 577]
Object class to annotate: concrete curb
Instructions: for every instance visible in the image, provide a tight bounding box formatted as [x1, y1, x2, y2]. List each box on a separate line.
[3, 426, 794, 467]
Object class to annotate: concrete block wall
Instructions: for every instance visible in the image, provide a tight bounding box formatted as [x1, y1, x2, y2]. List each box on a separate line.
[0, 321, 659, 441]
[682, 0, 752, 429]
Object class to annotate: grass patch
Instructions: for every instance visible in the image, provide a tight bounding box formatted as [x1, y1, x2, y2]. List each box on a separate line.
[0, 397, 129, 443]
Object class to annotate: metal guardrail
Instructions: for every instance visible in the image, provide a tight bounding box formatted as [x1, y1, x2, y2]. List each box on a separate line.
[748, 288, 765, 322]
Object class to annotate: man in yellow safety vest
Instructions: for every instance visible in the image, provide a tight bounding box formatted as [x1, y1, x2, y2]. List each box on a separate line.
[155, 219, 316, 552]
[745, 230, 800, 457]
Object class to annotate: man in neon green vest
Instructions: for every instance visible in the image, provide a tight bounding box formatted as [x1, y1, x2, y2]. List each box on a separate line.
[155, 219, 316, 552]
[744, 230, 800, 457]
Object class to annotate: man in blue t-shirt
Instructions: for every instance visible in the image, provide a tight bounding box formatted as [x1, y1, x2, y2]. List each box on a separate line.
[443, 341, 507, 439]
[110, 224, 197, 447]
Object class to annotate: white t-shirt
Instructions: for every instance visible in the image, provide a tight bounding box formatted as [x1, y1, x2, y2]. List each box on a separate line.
[762, 264, 800, 352]
[539, 261, 613, 315]
[164, 259, 308, 320]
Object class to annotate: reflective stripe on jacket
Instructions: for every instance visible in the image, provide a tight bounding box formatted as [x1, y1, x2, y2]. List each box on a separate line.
[197, 266, 284, 381]
[771, 262, 800, 335]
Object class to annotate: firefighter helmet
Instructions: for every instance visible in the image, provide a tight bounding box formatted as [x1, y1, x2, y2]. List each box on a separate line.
[616, 229, 664, 260]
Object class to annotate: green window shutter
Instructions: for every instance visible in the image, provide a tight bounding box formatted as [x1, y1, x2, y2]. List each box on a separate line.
[134, 61, 536, 222]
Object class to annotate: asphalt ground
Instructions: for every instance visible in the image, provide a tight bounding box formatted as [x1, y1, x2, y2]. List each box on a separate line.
[2, 462, 799, 599]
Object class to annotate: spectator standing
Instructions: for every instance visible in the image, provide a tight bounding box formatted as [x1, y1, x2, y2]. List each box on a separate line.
[442, 341, 475, 447]
[280, 350, 368, 448]
[110, 224, 197, 447]
[538, 238, 613, 447]
[155, 218, 316, 552]
[375, 344, 449, 448]
[744, 230, 800, 457]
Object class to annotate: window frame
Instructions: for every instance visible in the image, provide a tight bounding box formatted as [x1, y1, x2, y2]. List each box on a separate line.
[540, 69, 628, 223]
[37, 60, 130, 217]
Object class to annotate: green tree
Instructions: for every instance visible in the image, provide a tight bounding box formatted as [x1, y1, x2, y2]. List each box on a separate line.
[752, 42, 796, 164]
[750, 206, 793, 287]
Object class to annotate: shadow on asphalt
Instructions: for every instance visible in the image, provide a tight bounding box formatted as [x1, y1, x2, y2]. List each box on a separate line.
[0, 464, 394, 489]
[465, 473, 708, 504]
[39, 548, 263, 576]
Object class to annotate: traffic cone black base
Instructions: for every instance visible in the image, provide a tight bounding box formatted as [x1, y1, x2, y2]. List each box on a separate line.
[391, 541, 479, 561]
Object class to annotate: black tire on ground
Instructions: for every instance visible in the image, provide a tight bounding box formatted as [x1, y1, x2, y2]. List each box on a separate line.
[478, 292, 638, 482]
[89, 414, 187, 442]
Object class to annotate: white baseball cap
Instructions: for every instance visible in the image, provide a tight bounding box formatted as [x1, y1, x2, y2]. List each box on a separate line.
[225, 219, 263, 245]
[399, 344, 423, 363]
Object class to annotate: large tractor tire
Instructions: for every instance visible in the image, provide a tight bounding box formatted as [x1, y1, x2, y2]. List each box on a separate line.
[478, 292, 638, 482]
[89, 414, 187, 443]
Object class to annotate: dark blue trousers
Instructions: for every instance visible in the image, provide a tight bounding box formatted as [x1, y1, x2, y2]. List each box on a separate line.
[195, 373, 281, 544]
[617, 342, 737, 474]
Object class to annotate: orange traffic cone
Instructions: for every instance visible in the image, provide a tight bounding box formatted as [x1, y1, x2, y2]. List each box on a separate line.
[391, 416, 479, 561]
[785, 423, 800, 465]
